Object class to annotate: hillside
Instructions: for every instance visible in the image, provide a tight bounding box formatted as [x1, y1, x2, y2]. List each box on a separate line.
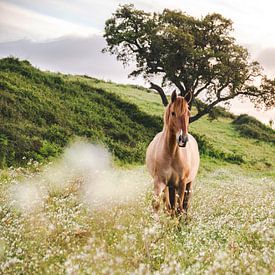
[0, 57, 162, 167]
[70, 76, 275, 171]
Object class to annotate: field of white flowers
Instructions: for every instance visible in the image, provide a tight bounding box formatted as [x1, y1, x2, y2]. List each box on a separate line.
[0, 143, 274, 274]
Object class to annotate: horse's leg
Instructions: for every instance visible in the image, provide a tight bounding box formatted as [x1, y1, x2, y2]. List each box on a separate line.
[177, 179, 187, 216]
[168, 183, 176, 216]
[161, 186, 171, 213]
[183, 181, 192, 213]
[152, 179, 166, 212]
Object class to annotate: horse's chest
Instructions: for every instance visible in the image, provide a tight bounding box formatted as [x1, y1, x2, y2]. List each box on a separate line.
[161, 159, 187, 180]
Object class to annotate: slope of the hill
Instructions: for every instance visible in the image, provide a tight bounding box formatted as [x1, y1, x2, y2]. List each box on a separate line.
[0, 57, 162, 167]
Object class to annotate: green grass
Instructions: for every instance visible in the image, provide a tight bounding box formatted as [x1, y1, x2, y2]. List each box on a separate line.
[76, 74, 275, 173]
[233, 114, 275, 144]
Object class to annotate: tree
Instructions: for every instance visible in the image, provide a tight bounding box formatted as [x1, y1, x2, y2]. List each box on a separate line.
[103, 4, 275, 122]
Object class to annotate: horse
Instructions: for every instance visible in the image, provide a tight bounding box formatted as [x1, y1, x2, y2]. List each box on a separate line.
[146, 91, 200, 217]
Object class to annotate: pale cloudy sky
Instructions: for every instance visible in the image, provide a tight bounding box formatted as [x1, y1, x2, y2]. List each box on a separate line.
[0, 0, 274, 123]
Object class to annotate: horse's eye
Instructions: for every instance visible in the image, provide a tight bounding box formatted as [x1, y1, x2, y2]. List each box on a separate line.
[171, 112, 175, 116]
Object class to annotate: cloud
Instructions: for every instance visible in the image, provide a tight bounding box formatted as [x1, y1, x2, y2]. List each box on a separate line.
[257, 48, 275, 76]
[4, 0, 119, 31]
[2, 0, 275, 56]
[0, 1, 98, 42]
[0, 35, 139, 84]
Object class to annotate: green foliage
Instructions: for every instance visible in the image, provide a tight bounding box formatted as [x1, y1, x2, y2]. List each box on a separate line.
[36, 141, 61, 161]
[0, 134, 8, 168]
[0, 57, 162, 166]
[208, 106, 236, 120]
[194, 99, 236, 121]
[233, 114, 275, 144]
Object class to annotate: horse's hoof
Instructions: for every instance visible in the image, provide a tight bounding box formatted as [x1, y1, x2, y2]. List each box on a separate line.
[170, 209, 176, 218]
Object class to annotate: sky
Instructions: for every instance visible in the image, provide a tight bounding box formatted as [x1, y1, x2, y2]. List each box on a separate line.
[0, 0, 274, 123]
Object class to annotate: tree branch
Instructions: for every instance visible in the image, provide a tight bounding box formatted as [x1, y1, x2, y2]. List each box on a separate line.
[190, 95, 234, 123]
[174, 80, 186, 96]
[149, 82, 168, 106]
[194, 81, 213, 97]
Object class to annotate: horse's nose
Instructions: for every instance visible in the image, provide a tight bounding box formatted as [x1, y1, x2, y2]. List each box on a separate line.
[178, 134, 188, 147]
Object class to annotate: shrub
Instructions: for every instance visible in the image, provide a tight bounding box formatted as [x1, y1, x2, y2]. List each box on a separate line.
[0, 134, 8, 168]
[208, 106, 236, 120]
[232, 114, 275, 144]
[194, 99, 235, 120]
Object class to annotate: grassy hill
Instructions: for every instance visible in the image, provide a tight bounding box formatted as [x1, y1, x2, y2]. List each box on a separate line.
[0, 57, 274, 274]
[0, 57, 162, 167]
[0, 57, 274, 172]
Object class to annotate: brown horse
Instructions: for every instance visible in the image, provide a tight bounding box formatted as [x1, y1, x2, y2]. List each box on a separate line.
[146, 91, 200, 217]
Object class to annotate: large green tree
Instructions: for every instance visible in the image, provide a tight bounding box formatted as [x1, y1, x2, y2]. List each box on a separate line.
[103, 4, 275, 122]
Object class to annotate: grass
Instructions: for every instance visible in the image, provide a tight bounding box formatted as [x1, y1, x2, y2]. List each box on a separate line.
[233, 114, 275, 144]
[0, 160, 274, 274]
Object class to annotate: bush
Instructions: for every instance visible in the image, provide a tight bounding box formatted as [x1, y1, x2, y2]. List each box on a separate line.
[232, 114, 275, 144]
[208, 106, 236, 120]
[194, 99, 235, 121]
[0, 134, 8, 168]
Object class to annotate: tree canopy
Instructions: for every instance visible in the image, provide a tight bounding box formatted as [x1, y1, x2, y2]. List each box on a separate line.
[103, 4, 275, 122]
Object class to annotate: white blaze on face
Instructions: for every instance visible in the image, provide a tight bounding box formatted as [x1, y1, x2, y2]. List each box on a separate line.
[176, 129, 183, 144]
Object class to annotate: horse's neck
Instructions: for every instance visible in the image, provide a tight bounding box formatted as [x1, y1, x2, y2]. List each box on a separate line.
[163, 128, 178, 156]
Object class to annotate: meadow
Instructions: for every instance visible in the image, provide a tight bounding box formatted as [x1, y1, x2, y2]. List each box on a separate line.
[1, 156, 274, 274]
[0, 57, 274, 274]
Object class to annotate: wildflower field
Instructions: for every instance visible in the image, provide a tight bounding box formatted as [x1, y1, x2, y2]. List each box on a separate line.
[0, 143, 274, 274]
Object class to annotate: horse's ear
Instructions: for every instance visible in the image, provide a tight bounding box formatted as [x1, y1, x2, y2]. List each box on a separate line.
[164, 105, 170, 125]
[171, 90, 177, 103]
[184, 91, 192, 104]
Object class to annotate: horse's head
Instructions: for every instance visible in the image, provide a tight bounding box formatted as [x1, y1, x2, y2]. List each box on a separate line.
[164, 91, 191, 147]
